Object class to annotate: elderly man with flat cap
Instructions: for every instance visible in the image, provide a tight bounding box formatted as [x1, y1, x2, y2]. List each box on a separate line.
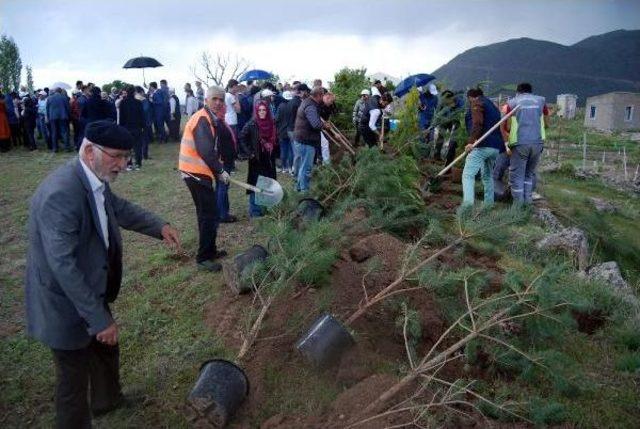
[25, 120, 181, 428]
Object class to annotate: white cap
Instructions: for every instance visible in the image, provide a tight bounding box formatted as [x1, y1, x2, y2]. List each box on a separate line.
[428, 83, 438, 95]
[260, 89, 274, 98]
[282, 90, 293, 100]
[360, 89, 370, 96]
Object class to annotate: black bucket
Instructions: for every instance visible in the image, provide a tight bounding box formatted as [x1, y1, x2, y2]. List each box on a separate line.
[295, 198, 325, 224]
[295, 313, 355, 369]
[186, 359, 249, 428]
[222, 245, 268, 294]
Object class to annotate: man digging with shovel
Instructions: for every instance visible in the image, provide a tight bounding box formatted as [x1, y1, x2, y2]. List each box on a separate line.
[179, 86, 232, 272]
[460, 87, 507, 208]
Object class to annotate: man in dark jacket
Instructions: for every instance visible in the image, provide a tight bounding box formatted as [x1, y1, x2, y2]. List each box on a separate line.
[118, 86, 145, 169]
[46, 88, 71, 152]
[461, 88, 505, 207]
[26, 121, 180, 428]
[293, 86, 325, 192]
[82, 87, 114, 128]
[168, 88, 181, 141]
[149, 82, 167, 143]
[274, 91, 295, 174]
[359, 92, 393, 148]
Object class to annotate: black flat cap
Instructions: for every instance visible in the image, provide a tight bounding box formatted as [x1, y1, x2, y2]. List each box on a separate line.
[297, 83, 311, 93]
[85, 120, 134, 150]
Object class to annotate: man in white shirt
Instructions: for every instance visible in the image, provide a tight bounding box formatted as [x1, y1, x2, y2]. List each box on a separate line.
[224, 79, 241, 138]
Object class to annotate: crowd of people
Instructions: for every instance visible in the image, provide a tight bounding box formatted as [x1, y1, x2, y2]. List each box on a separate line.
[0, 79, 192, 168]
[19, 72, 549, 428]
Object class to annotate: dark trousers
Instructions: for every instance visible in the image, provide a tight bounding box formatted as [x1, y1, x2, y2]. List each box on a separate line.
[23, 120, 37, 149]
[143, 124, 152, 158]
[153, 113, 167, 142]
[361, 126, 377, 148]
[51, 338, 121, 429]
[184, 177, 219, 262]
[9, 122, 22, 147]
[74, 118, 85, 149]
[216, 179, 230, 221]
[168, 118, 180, 141]
[50, 119, 70, 151]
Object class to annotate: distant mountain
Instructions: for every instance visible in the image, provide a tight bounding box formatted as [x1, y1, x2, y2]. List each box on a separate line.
[432, 29, 640, 104]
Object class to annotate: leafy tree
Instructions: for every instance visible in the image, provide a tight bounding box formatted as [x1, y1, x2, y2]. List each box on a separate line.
[0, 35, 22, 92]
[102, 80, 131, 94]
[329, 67, 370, 131]
[25, 65, 34, 93]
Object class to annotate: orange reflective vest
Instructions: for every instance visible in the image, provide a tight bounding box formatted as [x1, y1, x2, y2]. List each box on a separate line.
[178, 108, 218, 180]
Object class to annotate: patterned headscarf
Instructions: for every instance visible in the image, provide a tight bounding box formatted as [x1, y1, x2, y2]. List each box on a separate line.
[254, 100, 276, 154]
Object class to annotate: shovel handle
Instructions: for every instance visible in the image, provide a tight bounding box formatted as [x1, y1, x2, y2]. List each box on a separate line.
[228, 177, 264, 193]
[435, 105, 520, 177]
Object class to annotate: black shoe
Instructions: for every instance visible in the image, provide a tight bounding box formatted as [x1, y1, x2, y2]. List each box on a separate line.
[93, 393, 145, 417]
[219, 215, 238, 223]
[197, 260, 222, 272]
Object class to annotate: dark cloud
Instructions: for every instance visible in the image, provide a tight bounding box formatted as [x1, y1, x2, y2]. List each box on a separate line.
[1, 0, 638, 73]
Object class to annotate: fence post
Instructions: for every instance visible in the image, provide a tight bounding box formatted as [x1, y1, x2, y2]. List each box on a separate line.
[623, 146, 628, 181]
[582, 132, 587, 170]
[634, 163, 639, 183]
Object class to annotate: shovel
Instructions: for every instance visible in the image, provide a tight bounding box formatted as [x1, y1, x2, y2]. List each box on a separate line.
[180, 170, 284, 208]
[422, 105, 520, 197]
[379, 114, 386, 150]
[229, 176, 284, 208]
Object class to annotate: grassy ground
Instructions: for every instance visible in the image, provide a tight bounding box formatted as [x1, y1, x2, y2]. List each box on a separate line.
[539, 172, 640, 285]
[545, 112, 640, 175]
[2, 132, 640, 428]
[0, 142, 269, 428]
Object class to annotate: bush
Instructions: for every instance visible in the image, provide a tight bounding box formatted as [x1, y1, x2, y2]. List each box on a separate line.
[329, 67, 370, 132]
[558, 162, 576, 176]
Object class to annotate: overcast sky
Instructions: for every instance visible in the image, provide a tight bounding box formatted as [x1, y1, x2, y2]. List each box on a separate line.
[1, 0, 638, 98]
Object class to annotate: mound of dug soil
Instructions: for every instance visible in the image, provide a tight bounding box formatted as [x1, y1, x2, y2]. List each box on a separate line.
[202, 231, 449, 427]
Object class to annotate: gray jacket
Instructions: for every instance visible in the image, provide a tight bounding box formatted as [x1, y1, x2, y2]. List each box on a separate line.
[25, 158, 166, 350]
[293, 97, 323, 146]
[46, 92, 70, 121]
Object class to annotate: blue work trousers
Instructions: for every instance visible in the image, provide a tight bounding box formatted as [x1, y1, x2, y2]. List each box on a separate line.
[509, 144, 543, 204]
[294, 142, 316, 192]
[462, 147, 499, 206]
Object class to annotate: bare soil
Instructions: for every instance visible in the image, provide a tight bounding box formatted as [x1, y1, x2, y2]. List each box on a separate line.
[205, 214, 508, 429]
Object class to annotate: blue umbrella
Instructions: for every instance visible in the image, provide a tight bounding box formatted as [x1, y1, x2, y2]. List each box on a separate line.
[394, 73, 436, 97]
[238, 69, 273, 82]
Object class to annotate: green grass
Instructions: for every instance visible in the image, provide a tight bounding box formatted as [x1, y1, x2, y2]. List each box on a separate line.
[0, 142, 255, 427]
[2, 130, 640, 428]
[539, 172, 640, 285]
[547, 113, 640, 165]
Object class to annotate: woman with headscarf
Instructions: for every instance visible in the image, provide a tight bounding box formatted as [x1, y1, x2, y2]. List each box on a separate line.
[239, 100, 277, 217]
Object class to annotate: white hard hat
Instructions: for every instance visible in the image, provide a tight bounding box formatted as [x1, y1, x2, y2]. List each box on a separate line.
[428, 83, 438, 95]
[360, 89, 370, 96]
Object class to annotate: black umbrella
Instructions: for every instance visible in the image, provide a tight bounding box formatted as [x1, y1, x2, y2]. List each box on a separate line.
[123, 56, 163, 85]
